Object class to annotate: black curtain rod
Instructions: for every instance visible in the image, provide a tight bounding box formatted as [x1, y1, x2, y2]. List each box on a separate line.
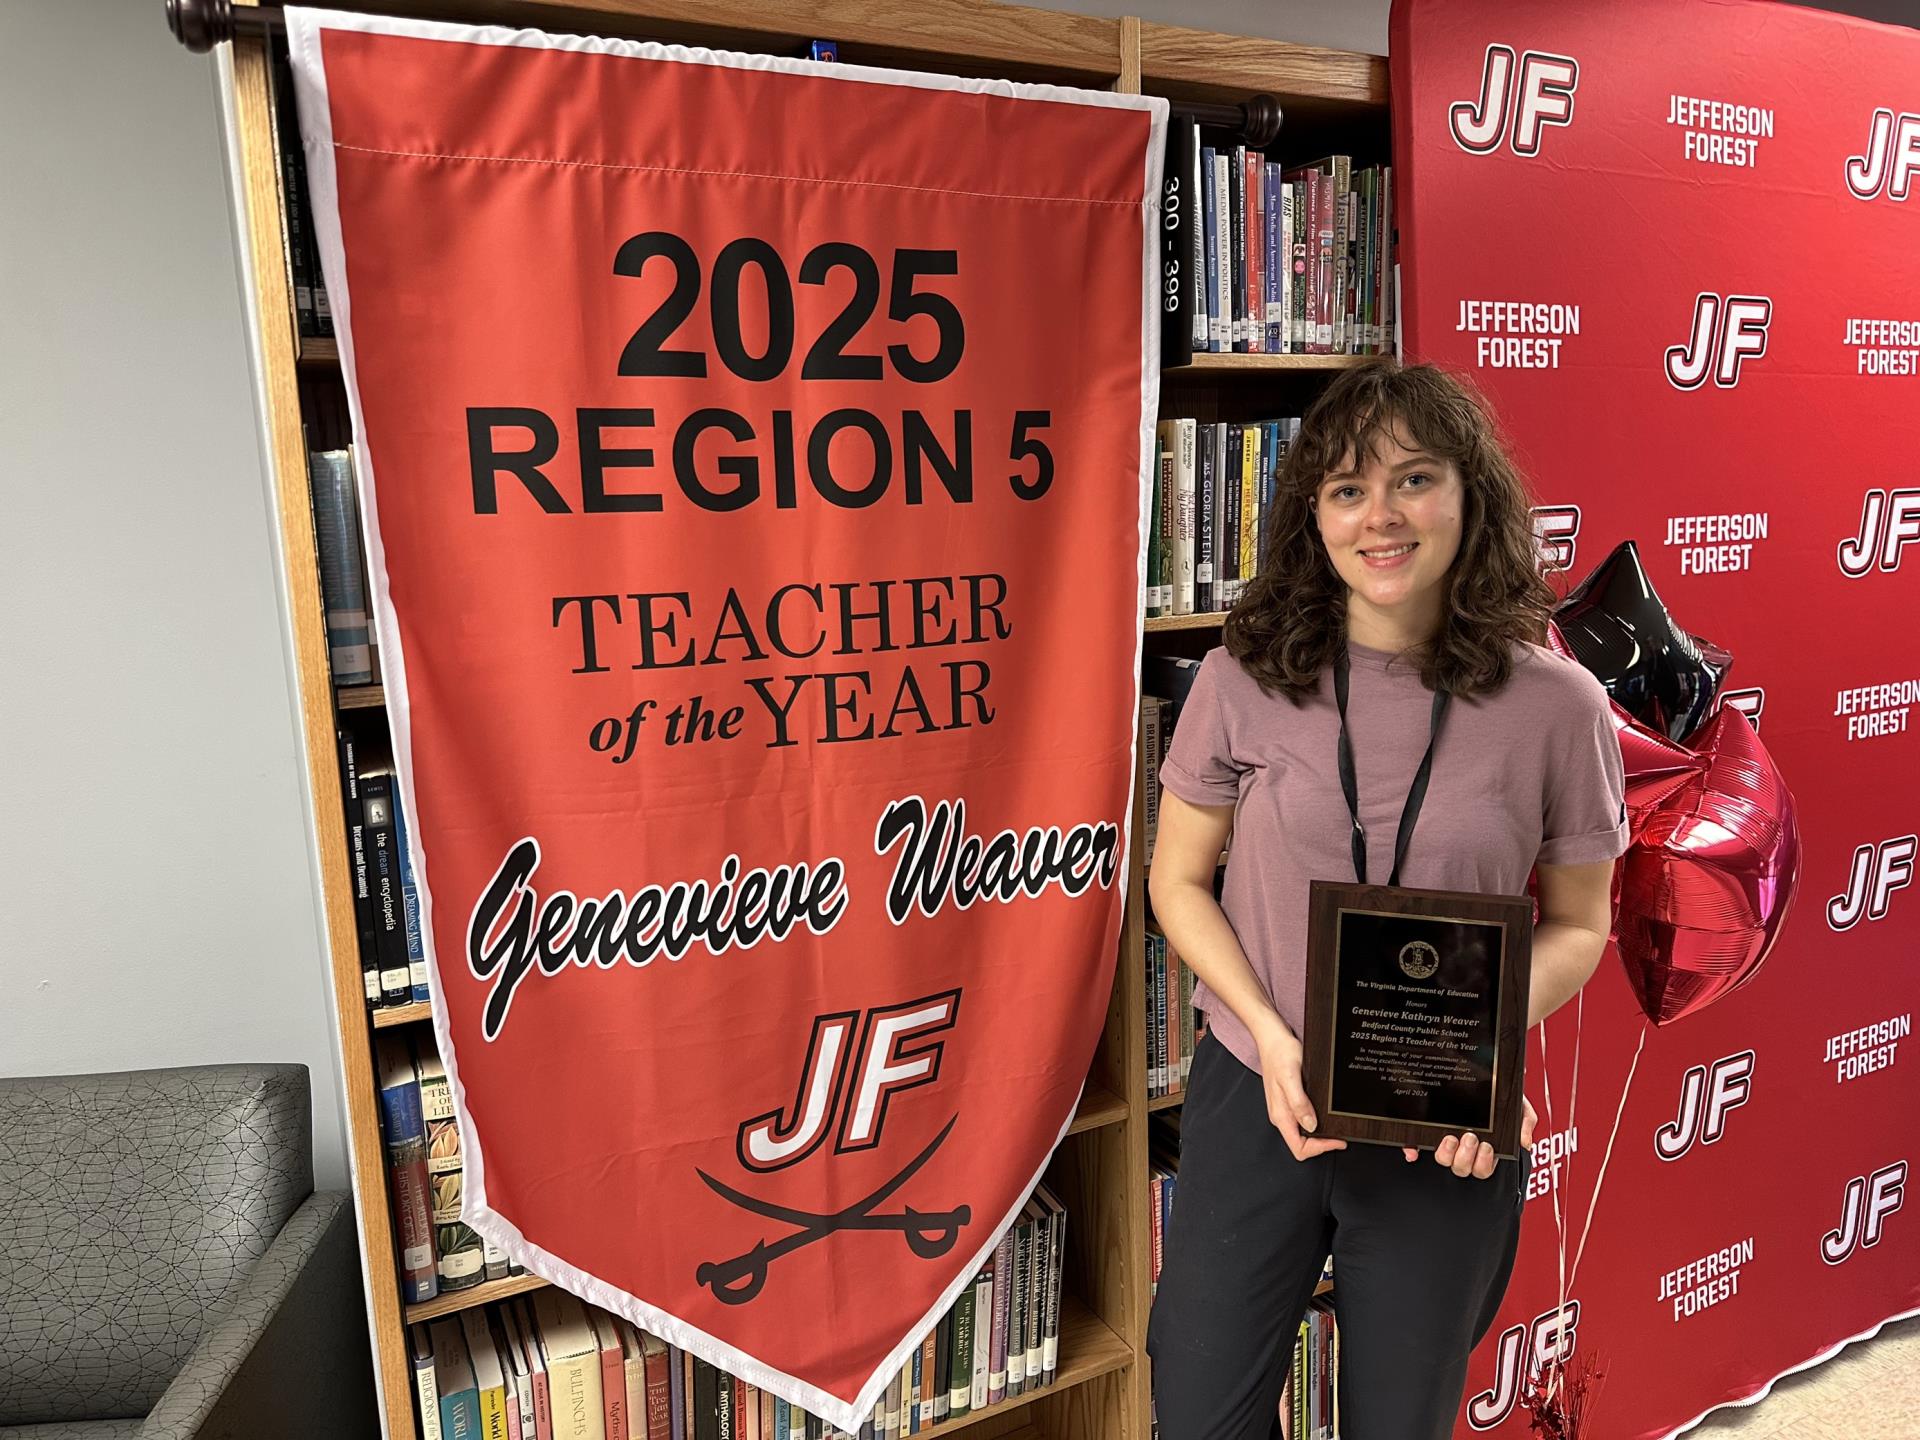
[165, 0, 1285, 144]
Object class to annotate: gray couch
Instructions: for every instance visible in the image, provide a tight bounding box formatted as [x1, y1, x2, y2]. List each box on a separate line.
[0, 1065, 376, 1439]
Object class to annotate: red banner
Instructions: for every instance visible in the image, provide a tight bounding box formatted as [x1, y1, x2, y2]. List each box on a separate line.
[1391, 0, 1920, 1434]
[289, 11, 1163, 1427]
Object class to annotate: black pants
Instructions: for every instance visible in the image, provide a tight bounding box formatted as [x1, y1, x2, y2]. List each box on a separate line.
[1147, 1031, 1530, 1440]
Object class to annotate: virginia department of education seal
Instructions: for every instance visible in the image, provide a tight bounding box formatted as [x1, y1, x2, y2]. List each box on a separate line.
[1398, 939, 1440, 980]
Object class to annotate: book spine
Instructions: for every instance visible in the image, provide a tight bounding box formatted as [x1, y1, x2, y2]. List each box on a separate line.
[1162, 937, 1179, 1092]
[1179, 941, 1196, 1085]
[1157, 437, 1175, 614]
[1023, 1211, 1045, 1386]
[1265, 163, 1283, 351]
[1244, 149, 1263, 353]
[947, 1283, 974, 1419]
[1173, 421, 1196, 615]
[1338, 155, 1354, 354]
[416, 1331, 445, 1440]
[1211, 151, 1231, 354]
[361, 774, 414, 1005]
[988, 1232, 1012, 1404]
[908, 1343, 922, 1432]
[337, 730, 381, 1009]
[308, 450, 373, 685]
[970, 1269, 991, 1411]
[389, 780, 431, 1003]
[1149, 935, 1164, 1095]
[1239, 427, 1258, 588]
[1215, 423, 1237, 605]
[1228, 143, 1246, 352]
[1295, 1317, 1310, 1438]
[1315, 168, 1336, 352]
[1005, 1221, 1028, 1397]
[920, 1329, 937, 1428]
[932, 1315, 950, 1422]
[1195, 426, 1216, 614]
[1043, 1205, 1066, 1383]
[1290, 175, 1309, 352]
[1381, 165, 1395, 354]
[267, 46, 317, 337]
[1278, 178, 1294, 353]
[1199, 145, 1219, 350]
[1145, 430, 1163, 618]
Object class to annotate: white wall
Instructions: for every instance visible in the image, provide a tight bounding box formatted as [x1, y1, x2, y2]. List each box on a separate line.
[0, 0, 348, 1188]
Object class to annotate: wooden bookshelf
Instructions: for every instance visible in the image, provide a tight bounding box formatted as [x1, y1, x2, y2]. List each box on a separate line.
[370, 1000, 432, 1029]
[1144, 611, 1227, 633]
[405, 1272, 550, 1326]
[1168, 353, 1371, 374]
[335, 683, 384, 711]
[230, 4, 1383, 1436]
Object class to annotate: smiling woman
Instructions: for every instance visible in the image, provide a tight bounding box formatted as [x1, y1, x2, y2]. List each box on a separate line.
[1146, 359, 1628, 1440]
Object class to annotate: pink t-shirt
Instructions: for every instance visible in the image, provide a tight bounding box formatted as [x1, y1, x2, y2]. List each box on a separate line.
[1157, 637, 1630, 1077]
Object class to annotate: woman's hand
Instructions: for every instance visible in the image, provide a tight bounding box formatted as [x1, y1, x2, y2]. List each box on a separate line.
[1401, 1096, 1537, 1178]
[1252, 1016, 1348, 1162]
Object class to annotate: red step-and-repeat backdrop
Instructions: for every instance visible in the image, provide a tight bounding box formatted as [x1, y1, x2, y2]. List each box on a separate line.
[1392, 1, 1920, 1435]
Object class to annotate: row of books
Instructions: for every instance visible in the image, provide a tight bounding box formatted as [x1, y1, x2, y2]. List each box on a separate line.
[1147, 416, 1301, 619]
[1280, 1299, 1340, 1440]
[310, 447, 383, 688]
[411, 1189, 1070, 1440]
[377, 1031, 520, 1302]
[341, 729, 429, 1013]
[267, 43, 335, 341]
[1161, 116, 1393, 363]
[1146, 926, 1200, 1100]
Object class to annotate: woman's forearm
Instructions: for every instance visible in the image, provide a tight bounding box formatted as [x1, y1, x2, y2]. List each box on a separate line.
[1151, 877, 1287, 1045]
[1527, 921, 1609, 1029]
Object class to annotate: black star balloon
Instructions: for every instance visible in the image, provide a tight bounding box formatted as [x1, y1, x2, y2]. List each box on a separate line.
[1552, 541, 1731, 743]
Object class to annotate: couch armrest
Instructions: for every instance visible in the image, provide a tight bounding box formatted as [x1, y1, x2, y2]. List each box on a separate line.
[140, 1190, 377, 1440]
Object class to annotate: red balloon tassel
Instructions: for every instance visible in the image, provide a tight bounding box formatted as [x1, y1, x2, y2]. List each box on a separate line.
[1520, 1350, 1607, 1439]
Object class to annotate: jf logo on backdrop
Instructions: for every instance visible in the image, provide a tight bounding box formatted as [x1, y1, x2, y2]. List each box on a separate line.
[287, 9, 1164, 1430]
[1392, 0, 1918, 1437]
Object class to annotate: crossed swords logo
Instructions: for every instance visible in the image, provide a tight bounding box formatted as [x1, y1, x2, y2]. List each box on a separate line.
[695, 1115, 971, 1306]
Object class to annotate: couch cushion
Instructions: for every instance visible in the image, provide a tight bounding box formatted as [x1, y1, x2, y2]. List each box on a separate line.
[0, 1066, 312, 1425]
[0, 1422, 143, 1440]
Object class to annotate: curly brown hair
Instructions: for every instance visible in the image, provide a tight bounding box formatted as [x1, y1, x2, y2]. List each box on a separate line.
[1222, 358, 1556, 703]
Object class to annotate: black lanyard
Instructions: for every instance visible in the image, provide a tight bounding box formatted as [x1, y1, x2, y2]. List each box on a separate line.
[1333, 649, 1452, 887]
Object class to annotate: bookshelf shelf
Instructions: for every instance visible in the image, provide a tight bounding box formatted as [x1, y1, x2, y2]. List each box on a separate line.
[235, 3, 1387, 1434]
[336, 683, 384, 711]
[403, 1271, 549, 1326]
[371, 1000, 432, 1029]
[1167, 353, 1372, 374]
[1067, 1080, 1129, 1137]
[1144, 611, 1227, 633]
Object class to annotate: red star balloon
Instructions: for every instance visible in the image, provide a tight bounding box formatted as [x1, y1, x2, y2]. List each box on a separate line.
[1610, 705, 1801, 1026]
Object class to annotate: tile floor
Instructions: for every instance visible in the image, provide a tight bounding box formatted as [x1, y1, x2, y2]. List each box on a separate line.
[1678, 1312, 1920, 1438]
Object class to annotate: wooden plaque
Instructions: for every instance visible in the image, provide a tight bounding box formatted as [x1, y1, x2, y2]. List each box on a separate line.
[1303, 879, 1533, 1157]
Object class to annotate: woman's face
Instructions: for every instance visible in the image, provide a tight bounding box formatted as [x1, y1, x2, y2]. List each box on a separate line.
[1312, 418, 1466, 630]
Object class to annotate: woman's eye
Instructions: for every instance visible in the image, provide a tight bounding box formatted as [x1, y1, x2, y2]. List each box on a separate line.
[1403, 472, 1432, 488]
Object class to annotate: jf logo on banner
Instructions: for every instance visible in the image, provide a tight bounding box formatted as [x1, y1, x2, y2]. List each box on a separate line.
[287, 8, 1164, 1429]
